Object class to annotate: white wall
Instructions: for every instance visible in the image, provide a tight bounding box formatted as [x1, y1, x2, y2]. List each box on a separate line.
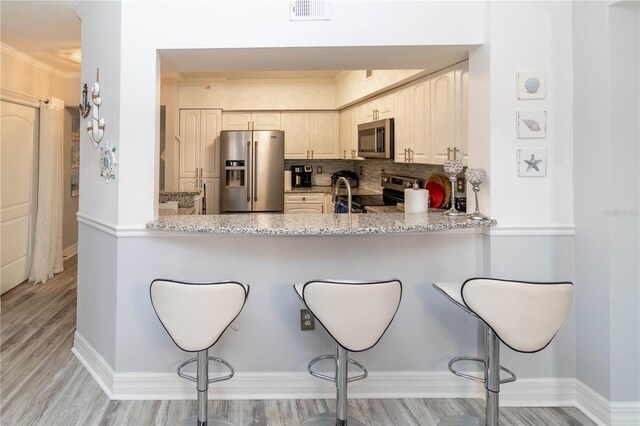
[485, 1, 574, 229]
[573, 0, 640, 405]
[0, 44, 80, 106]
[334, 69, 426, 108]
[179, 78, 337, 110]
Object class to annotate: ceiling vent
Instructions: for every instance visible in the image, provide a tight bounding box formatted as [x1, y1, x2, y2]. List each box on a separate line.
[290, 0, 331, 21]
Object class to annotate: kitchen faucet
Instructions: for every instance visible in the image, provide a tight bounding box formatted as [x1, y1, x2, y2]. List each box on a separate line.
[333, 176, 352, 216]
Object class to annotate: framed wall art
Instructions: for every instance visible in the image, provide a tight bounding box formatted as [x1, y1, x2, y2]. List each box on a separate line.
[517, 72, 546, 99]
[518, 148, 547, 177]
[517, 110, 546, 139]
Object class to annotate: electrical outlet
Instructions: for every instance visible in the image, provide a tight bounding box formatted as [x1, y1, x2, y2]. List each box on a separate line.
[300, 309, 314, 330]
[456, 177, 466, 193]
[317, 166, 322, 174]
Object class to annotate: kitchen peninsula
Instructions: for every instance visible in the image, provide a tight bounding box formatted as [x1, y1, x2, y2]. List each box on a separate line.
[146, 211, 495, 235]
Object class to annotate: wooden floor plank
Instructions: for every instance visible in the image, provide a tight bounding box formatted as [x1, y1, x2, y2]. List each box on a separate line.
[0, 255, 596, 426]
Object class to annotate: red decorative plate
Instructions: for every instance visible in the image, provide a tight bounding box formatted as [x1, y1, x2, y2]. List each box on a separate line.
[426, 182, 444, 208]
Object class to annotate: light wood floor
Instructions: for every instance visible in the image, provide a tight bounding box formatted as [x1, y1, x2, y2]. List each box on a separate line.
[1, 255, 594, 426]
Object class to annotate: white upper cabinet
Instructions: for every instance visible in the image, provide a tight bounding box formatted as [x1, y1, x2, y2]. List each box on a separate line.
[359, 94, 394, 123]
[339, 107, 360, 160]
[179, 109, 222, 192]
[222, 112, 281, 130]
[309, 112, 339, 159]
[283, 111, 339, 159]
[282, 112, 310, 159]
[430, 66, 456, 164]
[454, 61, 469, 165]
[393, 78, 430, 164]
[429, 61, 468, 165]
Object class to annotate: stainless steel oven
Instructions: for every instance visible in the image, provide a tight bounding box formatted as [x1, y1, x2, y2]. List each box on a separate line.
[357, 118, 394, 159]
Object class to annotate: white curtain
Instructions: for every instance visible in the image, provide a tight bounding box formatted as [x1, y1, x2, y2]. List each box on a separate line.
[29, 97, 64, 284]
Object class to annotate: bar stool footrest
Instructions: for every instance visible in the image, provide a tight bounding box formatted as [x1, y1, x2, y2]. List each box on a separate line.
[307, 354, 368, 383]
[448, 356, 517, 385]
[177, 356, 235, 384]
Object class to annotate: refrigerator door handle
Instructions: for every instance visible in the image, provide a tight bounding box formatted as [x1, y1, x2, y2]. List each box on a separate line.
[254, 140, 258, 202]
[247, 140, 251, 202]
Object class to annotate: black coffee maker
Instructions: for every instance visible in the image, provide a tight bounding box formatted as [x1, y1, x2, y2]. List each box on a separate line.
[291, 165, 312, 188]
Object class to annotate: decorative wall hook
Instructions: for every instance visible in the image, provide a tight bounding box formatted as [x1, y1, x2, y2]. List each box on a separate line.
[87, 68, 105, 146]
[79, 83, 91, 118]
[100, 140, 118, 182]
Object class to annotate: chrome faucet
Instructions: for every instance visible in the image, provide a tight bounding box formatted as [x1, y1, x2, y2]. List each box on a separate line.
[333, 176, 352, 215]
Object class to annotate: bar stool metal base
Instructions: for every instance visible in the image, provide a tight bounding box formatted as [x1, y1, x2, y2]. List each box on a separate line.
[437, 415, 481, 426]
[302, 412, 366, 426]
[178, 415, 235, 426]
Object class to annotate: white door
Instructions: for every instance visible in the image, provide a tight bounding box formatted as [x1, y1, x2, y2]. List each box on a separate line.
[179, 110, 200, 179]
[430, 66, 456, 164]
[201, 110, 221, 178]
[1, 101, 39, 294]
[309, 112, 339, 159]
[410, 78, 431, 164]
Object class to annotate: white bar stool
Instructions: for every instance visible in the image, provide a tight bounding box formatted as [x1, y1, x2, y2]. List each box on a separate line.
[150, 279, 249, 426]
[294, 279, 402, 426]
[433, 278, 573, 426]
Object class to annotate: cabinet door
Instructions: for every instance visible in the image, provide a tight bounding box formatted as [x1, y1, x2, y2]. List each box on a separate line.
[178, 177, 198, 192]
[201, 110, 221, 178]
[393, 87, 411, 163]
[282, 112, 310, 159]
[284, 204, 324, 214]
[376, 94, 394, 119]
[202, 177, 220, 215]
[339, 108, 360, 160]
[455, 61, 469, 165]
[179, 110, 200, 178]
[359, 101, 375, 123]
[309, 112, 339, 159]
[252, 112, 281, 130]
[410, 78, 430, 164]
[430, 66, 456, 164]
[222, 112, 251, 130]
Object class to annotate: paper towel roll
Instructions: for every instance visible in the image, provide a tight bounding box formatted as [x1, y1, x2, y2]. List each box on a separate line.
[284, 171, 292, 191]
[404, 189, 429, 213]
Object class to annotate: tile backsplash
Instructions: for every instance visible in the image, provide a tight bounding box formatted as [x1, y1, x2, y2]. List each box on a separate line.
[285, 159, 452, 192]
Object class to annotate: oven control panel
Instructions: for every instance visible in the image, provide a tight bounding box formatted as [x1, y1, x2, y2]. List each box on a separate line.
[380, 173, 425, 192]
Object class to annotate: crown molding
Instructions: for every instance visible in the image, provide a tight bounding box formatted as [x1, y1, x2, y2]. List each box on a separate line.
[1, 43, 79, 80]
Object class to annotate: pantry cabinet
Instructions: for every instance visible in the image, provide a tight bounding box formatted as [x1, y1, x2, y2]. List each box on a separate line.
[283, 112, 339, 159]
[178, 109, 221, 192]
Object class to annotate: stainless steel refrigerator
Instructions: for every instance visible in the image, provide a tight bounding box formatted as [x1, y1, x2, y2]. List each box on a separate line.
[220, 130, 284, 213]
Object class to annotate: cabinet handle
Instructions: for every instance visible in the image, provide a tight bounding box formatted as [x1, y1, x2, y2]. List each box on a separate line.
[453, 147, 460, 160]
[343, 150, 347, 159]
[311, 150, 314, 159]
[410, 149, 414, 162]
[447, 147, 452, 160]
[351, 149, 356, 159]
[306, 150, 309, 159]
[302, 197, 306, 201]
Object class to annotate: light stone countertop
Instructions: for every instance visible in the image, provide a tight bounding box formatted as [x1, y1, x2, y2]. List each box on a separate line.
[146, 212, 496, 235]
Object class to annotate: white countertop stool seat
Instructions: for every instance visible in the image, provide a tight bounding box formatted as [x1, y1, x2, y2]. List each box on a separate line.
[433, 278, 573, 426]
[150, 279, 249, 426]
[294, 279, 402, 426]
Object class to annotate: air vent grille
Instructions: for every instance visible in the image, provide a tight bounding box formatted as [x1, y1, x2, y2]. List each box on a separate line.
[290, 0, 331, 21]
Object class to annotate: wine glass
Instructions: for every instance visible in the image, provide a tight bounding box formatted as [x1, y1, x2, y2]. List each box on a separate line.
[465, 168, 488, 220]
[443, 159, 465, 216]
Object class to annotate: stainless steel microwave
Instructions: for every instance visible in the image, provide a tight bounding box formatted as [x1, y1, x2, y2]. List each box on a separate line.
[357, 118, 394, 159]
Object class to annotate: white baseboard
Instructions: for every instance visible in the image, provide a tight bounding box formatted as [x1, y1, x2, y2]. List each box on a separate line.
[610, 402, 640, 426]
[63, 243, 78, 259]
[73, 332, 638, 425]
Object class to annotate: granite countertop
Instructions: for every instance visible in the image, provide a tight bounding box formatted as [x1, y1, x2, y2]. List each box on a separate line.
[146, 212, 496, 235]
[159, 190, 200, 196]
[158, 207, 195, 216]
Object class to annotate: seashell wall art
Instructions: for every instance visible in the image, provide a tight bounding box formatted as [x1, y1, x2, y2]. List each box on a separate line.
[517, 111, 546, 138]
[517, 72, 546, 99]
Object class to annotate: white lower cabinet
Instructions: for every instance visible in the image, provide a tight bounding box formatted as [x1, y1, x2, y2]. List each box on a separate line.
[284, 193, 325, 214]
[202, 177, 219, 215]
